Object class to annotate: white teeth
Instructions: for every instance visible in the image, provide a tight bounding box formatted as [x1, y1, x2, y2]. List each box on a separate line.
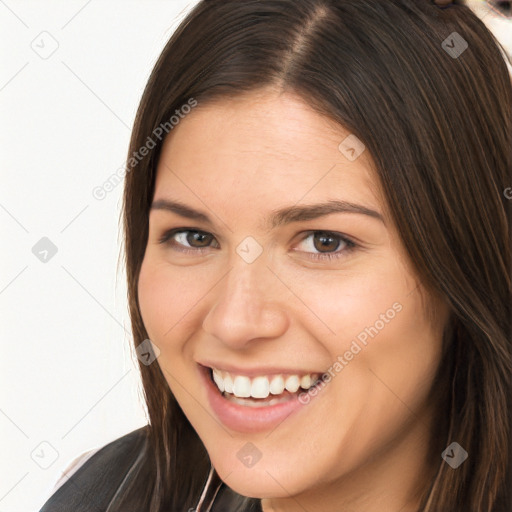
[212, 369, 224, 392]
[224, 374, 233, 394]
[210, 368, 320, 399]
[300, 374, 312, 389]
[251, 376, 270, 399]
[233, 376, 251, 397]
[284, 375, 300, 393]
[269, 375, 285, 395]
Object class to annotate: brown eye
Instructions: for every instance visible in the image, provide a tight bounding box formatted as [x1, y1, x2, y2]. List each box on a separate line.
[158, 229, 218, 251]
[294, 231, 357, 262]
[313, 232, 343, 253]
[184, 231, 213, 247]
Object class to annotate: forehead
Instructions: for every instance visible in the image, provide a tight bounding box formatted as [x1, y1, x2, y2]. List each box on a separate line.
[163, 89, 357, 159]
[154, 89, 386, 219]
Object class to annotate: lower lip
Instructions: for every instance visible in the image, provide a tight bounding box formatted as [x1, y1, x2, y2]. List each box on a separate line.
[198, 365, 319, 433]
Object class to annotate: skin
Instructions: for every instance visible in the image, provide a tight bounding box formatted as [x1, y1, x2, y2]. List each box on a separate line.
[138, 87, 452, 512]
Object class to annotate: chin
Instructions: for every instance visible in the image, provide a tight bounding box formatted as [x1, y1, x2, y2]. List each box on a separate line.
[208, 446, 318, 500]
[218, 468, 306, 500]
[462, 0, 512, 73]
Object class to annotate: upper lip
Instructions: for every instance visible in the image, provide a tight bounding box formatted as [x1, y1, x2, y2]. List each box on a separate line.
[198, 361, 323, 377]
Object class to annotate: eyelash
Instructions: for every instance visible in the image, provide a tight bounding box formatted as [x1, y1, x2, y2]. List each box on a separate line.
[157, 228, 358, 262]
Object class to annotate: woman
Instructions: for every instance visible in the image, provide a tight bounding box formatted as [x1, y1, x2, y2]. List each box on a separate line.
[39, 0, 512, 511]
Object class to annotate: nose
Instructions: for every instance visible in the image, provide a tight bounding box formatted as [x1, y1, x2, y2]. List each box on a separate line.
[201, 255, 289, 349]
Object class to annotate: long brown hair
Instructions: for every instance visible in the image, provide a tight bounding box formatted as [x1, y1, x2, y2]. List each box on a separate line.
[117, 1, 512, 510]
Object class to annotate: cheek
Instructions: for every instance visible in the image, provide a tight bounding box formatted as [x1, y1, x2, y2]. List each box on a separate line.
[137, 262, 169, 340]
[322, 264, 444, 395]
[138, 258, 206, 345]
[137, 258, 207, 404]
[327, 286, 446, 442]
[295, 257, 444, 430]
[287, 256, 414, 345]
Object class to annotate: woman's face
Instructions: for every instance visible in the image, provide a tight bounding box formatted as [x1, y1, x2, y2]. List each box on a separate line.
[138, 88, 451, 510]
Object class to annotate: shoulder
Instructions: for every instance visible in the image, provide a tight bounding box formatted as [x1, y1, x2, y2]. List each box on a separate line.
[50, 447, 103, 494]
[39, 425, 149, 512]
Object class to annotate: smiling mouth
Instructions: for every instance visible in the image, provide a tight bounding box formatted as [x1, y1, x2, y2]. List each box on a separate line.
[207, 366, 323, 407]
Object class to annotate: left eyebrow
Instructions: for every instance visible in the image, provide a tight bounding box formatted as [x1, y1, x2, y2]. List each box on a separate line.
[266, 200, 384, 228]
[150, 198, 385, 229]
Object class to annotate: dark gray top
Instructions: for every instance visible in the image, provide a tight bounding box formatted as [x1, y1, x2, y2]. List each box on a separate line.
[38, 425, 263, 512]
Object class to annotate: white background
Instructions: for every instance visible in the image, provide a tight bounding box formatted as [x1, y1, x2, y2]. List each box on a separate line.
[0, 1, 199, 511]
